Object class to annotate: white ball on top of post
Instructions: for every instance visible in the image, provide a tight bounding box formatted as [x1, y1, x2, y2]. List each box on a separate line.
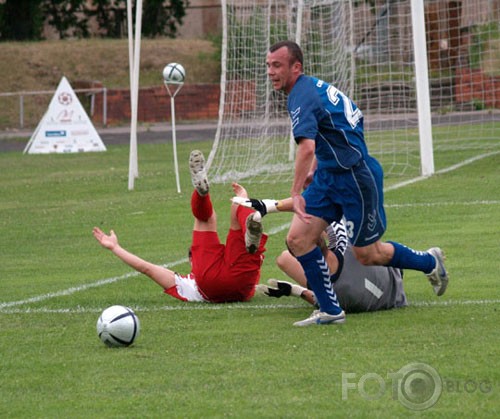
[162, 63, 185, 194]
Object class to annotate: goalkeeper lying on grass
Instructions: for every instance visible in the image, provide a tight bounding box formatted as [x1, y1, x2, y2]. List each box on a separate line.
[232, 193, 446, 313]
[257, 220, 408, 313]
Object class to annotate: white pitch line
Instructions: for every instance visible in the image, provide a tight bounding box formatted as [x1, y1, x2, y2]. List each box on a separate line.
[267, 222, 291, 235]
[411, 299, 500, 307]
[0, 271, 141, 310]
[386, 200, 500, 209]
[0, 258, 188, 310]
[0, 303, 305, 314]
[384, 150, 500, 192]
[0, 299, 499, 314]
[1, 150, 498, 312]
[434, 150, 500, 175]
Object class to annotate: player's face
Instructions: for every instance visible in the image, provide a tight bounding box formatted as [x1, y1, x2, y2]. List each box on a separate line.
[266, 47, 301, 93]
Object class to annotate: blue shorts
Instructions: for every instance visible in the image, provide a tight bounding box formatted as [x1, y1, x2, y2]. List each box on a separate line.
[303, 156, 386, 247]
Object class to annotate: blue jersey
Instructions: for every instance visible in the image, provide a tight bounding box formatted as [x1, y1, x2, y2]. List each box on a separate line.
[288, 75, 368, 171]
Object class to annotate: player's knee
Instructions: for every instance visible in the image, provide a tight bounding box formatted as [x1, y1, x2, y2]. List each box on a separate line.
[353, 247, 375, 266]
[354, 241, 391, 266]
[356, 254, 373, 266]
[276, 250, 289, 270]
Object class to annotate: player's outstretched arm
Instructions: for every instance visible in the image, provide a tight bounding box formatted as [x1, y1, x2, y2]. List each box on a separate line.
[256, 278, 316, 307]
[92, 227, 176, 290]
[231, 196, 293, 216]
[256, 250, 317, 306]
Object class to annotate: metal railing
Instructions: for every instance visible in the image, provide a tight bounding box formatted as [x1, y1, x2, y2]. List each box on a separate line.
[0, 87, 107, 129]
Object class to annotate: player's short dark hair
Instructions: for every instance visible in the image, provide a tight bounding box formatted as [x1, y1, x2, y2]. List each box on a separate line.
[269, 40, 303, 67]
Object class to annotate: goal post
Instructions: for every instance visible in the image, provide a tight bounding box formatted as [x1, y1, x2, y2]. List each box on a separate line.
[207, 0, 500, 185]
[411, 0, 434, 177]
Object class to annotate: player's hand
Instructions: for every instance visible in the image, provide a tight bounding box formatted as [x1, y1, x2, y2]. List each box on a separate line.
[93, 227, 118, 250]
[292, 194, 311, 223]
[255, 279, 293, 298]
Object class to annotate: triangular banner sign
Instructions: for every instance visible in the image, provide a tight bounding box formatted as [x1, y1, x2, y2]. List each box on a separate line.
[24, 76, 106, 154]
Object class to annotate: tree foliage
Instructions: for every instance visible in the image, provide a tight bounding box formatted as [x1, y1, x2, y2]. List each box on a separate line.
[142, 0, 188, 38]
[88, 0, 127, 38]
[0, 0, 189, 41]
[0, 0, 44, 40]
[42, 0, 89, 39]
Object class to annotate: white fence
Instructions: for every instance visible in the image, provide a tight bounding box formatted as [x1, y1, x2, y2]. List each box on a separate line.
[0, 87, 108, 130]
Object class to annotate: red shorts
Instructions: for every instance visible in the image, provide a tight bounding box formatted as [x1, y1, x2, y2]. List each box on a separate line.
[190, 228, 267, 303]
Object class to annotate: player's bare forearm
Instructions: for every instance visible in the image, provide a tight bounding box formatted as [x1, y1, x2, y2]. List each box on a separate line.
[276, 198, 292, 211]
[93, 227, 175, 289]
[111, 245, 176, 290]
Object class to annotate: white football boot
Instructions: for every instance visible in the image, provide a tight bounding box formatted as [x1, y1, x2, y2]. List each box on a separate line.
[189, 150, 209, 196]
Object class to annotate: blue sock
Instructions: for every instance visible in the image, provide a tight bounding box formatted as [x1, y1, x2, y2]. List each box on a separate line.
[388, 241, 435, 274]
[296, 247, 342, 315]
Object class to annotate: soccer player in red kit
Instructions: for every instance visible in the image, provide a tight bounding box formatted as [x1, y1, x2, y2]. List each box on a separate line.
[93, 150, 266, 303]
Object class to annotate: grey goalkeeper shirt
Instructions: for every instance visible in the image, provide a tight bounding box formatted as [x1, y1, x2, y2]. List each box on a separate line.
[333, 247, 408, 313]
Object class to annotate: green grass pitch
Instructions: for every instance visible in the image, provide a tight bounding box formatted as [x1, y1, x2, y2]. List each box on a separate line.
[0, 134, 499, 417]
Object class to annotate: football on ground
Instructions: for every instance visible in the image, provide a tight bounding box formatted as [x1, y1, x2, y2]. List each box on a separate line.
[96, 305, 140, 348]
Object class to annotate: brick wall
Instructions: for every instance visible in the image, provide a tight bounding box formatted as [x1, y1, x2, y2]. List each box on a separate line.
[92, 84, 220, 125]
[88, 72, 499, 126]
[455, 69, 500, 109]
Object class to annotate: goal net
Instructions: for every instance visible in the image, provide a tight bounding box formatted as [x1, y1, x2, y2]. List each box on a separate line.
[207, 0, 500, 185]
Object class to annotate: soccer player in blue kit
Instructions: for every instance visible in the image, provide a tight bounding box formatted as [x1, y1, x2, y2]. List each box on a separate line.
[265, 40, 448, 326]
